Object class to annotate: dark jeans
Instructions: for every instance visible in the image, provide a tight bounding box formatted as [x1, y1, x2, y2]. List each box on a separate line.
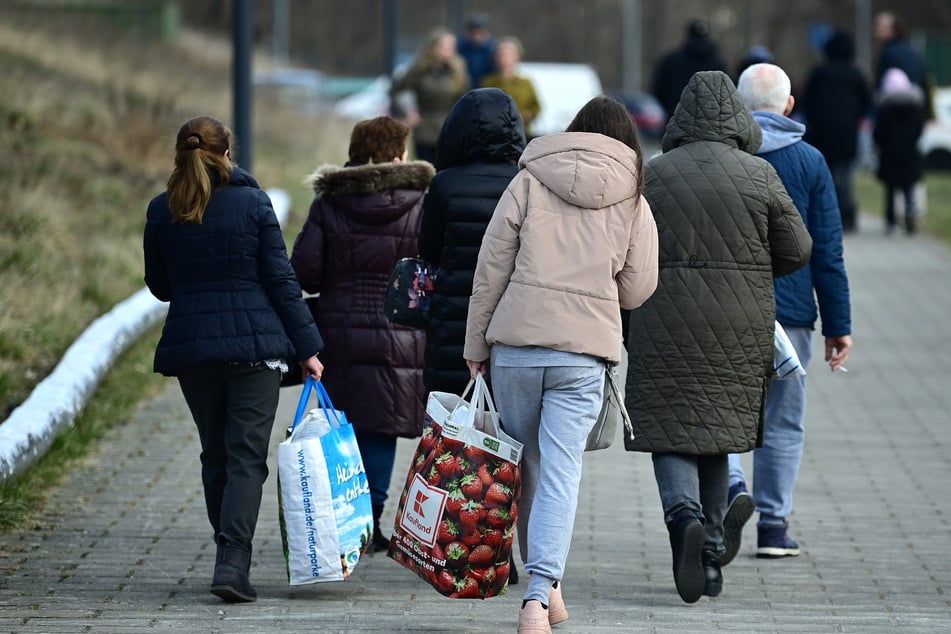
[828, 160, 857, 231]
[652, 452, 729, 554]
[354, 429, 397, 508]
[885, 184, 916, 229]
[178, 363, 281, 549]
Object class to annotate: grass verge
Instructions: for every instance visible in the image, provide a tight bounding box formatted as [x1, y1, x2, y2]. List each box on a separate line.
[0, 327, 167, 532]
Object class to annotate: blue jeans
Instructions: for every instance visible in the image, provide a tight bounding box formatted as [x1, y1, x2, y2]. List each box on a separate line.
[490, 346, 604, 606]
[354, 430, 397, 508]
[652, 453, 728, 554]
[728, 326, 813, 526]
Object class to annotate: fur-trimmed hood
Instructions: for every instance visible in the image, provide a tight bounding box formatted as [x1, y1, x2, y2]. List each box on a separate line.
[308, 160, 434, 199]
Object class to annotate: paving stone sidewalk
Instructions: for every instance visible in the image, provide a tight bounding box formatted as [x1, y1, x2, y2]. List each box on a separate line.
[1, 222, 950, 633]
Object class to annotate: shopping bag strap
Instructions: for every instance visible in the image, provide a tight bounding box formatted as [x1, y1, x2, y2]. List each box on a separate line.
[470, 374, 503, 436]
[605, 365, 634, 440]
[291, 377, 344, 432]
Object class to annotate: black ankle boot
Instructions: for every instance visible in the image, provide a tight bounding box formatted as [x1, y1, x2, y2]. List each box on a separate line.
[371, 504, 389, 552]
[210, 544, 257, 603]
[668, 512, 705, 603]
[702, 548, 723, 597]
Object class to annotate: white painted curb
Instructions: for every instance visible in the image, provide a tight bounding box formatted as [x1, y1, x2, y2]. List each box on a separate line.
[0, 189, 292, 482]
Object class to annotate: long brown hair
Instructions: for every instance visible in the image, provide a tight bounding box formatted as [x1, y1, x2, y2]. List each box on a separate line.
[166, 116, 234, 224]
[566, 96, 644, 194]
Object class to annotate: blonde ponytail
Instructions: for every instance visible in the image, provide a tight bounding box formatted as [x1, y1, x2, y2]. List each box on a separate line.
[166, 117, 234, 224]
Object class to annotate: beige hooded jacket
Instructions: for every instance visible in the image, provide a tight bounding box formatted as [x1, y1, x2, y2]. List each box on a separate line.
[464, 132, 659, 365]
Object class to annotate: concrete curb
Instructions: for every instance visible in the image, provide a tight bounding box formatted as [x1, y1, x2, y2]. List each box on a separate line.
[0, 188, 291, 482]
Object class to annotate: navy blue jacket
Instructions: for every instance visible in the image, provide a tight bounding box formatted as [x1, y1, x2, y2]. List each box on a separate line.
[144, 167, 323, 376]
[753, 111, 851, 337]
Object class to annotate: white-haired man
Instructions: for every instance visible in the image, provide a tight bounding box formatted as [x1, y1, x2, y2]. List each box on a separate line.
[725, 63, 853, 563]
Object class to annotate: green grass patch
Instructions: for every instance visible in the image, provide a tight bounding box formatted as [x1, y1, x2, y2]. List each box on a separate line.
[854, 169, 951, 243]
[0, 327, 167, 532]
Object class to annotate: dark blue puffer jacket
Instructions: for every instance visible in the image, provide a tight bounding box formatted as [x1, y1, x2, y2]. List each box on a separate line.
[753, 111, 851, 337]
[144, 167, 323, 375]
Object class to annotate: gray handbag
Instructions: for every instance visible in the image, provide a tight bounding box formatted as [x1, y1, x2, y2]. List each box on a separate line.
[585, 348, 633, 451]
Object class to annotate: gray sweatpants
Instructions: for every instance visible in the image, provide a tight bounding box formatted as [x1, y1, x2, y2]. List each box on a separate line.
[490, 344, 604, 605]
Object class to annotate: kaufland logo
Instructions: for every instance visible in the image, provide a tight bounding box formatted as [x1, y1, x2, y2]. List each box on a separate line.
[413, 490, 429, 517]
[400, 474, 447, 547]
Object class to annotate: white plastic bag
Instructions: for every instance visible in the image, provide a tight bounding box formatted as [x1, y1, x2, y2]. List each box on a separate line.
[774, 321, 806, 379]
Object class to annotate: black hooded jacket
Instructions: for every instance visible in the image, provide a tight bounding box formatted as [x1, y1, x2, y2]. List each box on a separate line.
[418, 88, 526, 394]
[651, 26, 727, 121]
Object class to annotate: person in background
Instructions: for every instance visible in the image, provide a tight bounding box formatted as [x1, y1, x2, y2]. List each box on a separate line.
[144, 116, 324, 603]
[390, 27, 468, 164]
[481, 36, 541, 138]
[418, 87, 527, 586]
[802, 29, 871, 233]
[724, 63, 852, 566]
[625, 71, 811, 604]
[465, 96, 659, 633]
[651, 19, 727, 123]
[457, 12, 495, 89]
[290, 117, 434, 552]
[874, 11, 933, 120]
[873, 67, 926, 234]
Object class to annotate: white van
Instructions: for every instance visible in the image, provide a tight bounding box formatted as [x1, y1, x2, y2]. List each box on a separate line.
[517, 62, 604, 136]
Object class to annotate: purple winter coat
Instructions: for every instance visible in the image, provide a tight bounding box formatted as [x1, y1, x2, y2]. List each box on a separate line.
[291, 160, 435, 438]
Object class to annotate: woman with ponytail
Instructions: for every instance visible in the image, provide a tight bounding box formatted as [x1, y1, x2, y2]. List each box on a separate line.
[144, 116, 324, 603]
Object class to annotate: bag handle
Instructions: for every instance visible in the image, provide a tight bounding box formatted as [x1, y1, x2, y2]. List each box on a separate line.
[604, 365, 634, 440]
[468, 374, 503, 436]
[291, 377, 344, 432]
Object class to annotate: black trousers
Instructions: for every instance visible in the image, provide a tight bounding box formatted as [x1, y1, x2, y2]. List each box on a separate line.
[178, 363, 281, 549]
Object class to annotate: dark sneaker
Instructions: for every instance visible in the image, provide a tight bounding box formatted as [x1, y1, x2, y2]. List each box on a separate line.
[756, 524, 800, 558]
[721, 482, 755, 567]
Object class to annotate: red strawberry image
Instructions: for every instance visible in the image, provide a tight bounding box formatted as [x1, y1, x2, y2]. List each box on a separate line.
[461, 528, 482, 548]
[450, 573, 482, 598]
[418, 425, 437, 454]
[467, 544, 495, 566]
[468, 564, 496, 588]
[482, 528, 503, 548]
[493, 462, 517, 485]
[458, 500, 485, 531]
[459, 473, 483, 500]
[441, 436, 465, 453]
[464, 444, 492, 464]
[484, 482, 513, 507]
[426, 463, 442, 486]
[430, 542, 446, 564]
[490, 561, 510, 595]
[477, 462, 495, 486]
[436, 569, 457, 593]
[445, 486, 467, 516]
[445, 541, 470, 569]
[437, 518, 459, 544]
[435, 452, 457, 478]
[486, 506, 511, 529]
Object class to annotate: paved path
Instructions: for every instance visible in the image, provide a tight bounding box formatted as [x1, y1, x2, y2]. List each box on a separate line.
[2, 218, 950, 633]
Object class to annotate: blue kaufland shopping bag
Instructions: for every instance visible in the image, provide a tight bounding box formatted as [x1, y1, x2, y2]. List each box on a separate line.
[277, 378, 373, 584]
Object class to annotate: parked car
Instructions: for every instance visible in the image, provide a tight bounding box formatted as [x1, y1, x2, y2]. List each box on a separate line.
[921, 87, 951, 171]
[610, 91, 666, 139]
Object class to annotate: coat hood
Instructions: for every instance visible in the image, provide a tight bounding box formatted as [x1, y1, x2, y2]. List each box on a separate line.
[307, 160, 434, 224]
[519, 132, 640, 209]
[753, 110, 804, 154]
[435, 87, 527, 170]
[661, 70, 762, 154]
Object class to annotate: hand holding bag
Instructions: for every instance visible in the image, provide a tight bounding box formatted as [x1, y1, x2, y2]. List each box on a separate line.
[277, 378, 373, 585]
[384, 257, 436, 327]
[388, 375, 523, 599]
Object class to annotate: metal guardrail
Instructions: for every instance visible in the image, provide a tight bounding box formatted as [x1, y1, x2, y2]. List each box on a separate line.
[0, 189, 291, 482]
